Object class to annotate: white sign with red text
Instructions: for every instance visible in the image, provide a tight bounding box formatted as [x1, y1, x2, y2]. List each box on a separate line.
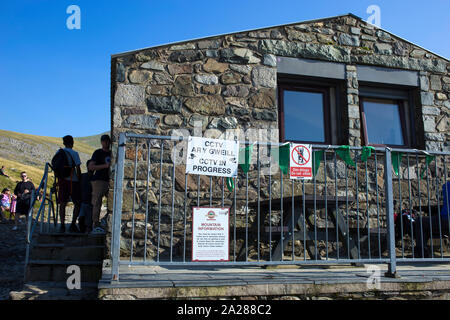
[192, 207, 229, 262]
[289, 143, 313, 180]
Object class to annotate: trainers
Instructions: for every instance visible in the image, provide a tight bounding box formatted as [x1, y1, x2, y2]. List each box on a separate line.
[12, 226, 18, 231]
[91, 227, 105, 234]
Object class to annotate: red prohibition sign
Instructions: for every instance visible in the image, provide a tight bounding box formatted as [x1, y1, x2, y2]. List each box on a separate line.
[291, 145, 311, 166]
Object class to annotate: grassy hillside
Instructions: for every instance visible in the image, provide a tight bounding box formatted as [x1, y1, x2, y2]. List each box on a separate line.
[0, 130, 97, 172]
[0, 129, 95, 155]
[76, 132, 110, 149]
[0, 130, 106, 194]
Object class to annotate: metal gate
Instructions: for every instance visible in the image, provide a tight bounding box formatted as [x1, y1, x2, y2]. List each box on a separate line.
[110, 132, 450, 281]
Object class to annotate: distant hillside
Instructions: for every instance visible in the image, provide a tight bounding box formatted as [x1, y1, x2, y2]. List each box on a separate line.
[0, 130, 104, 180]
[76, 132, 110, 149]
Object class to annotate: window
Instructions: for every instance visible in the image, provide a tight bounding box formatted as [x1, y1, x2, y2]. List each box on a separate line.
[359, 86, 413, 147]
[278, 84, 332, 144]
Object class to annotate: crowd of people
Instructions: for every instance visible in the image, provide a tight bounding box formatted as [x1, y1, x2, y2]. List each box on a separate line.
[0, 134, 111, 234]
[0, 171, 36, 230]
[54, 134, 111, 234]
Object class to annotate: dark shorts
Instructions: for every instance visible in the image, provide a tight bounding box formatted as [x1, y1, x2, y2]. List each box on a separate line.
[58, 179, 81, 204]
[16, 198, 31, 216]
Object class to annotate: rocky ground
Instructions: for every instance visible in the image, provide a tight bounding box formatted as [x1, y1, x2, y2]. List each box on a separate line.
[0, 206, 79, 300]
[0, 219, 27, 300]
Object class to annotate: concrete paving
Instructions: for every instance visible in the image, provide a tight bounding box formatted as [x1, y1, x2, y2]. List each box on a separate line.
[98, 261, 450, 299]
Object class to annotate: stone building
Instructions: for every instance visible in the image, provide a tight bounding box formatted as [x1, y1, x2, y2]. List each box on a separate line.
[109, 14, 449, 261]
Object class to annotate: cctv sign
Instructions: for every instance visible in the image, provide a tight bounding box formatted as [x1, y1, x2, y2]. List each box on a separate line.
[186, 136, 239, 177]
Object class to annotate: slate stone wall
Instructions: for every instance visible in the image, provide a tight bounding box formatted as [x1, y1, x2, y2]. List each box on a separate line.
[108, 15, 449, 260]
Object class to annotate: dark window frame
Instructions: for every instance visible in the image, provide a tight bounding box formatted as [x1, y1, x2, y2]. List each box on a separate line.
[278, 83, 332, 145]
[358, 84, 415, 148]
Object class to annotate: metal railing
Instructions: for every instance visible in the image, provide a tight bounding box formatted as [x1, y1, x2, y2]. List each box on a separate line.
[24, 163, 59, 278]
[110, 132, 450, 281]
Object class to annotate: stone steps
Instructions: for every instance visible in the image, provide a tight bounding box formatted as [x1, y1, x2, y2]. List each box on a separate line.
[35, 232, 105, 246]
[10, 231, 106, 300]
[25, 260, 103, 282]
[30, 244, 105, 261]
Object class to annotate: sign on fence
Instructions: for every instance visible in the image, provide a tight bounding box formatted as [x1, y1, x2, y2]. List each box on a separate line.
[192, 207, 230, 262]
[290, 143, 312, 180]
[186, 136, 239, 177]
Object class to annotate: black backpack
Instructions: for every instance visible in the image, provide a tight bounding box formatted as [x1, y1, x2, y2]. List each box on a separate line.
[51, 148, 75, 179]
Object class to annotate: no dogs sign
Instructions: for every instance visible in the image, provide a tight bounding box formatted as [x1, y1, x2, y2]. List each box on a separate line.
[290, 143, 312, 180]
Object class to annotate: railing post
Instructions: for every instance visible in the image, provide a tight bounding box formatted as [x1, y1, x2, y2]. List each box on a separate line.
[111, 132, 126, 282]
[384, 147, 399, 278]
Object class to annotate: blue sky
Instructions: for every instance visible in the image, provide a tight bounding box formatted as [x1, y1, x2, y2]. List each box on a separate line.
[1, 0, 449, 138]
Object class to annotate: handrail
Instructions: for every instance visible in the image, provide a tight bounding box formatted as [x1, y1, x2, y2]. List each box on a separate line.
[23, 162, 58, 280]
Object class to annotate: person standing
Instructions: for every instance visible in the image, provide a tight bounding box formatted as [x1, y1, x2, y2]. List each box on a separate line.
[88, 135, 111, 233]
[56, 135, 82, 233]
[78, 159, 94, 233]
[13, 171, 35, 230]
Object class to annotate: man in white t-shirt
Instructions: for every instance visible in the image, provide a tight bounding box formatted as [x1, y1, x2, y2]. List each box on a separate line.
[57, 135, 82, 233]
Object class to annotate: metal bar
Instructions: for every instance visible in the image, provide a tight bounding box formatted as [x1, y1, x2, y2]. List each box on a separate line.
[407, 154, 414, 258]
[366, 157, 371, 259]
[345, 164, 350, 259]
[111, 133, 126, 282]
[170, 143, 176, 262]
[110, 163, 118, 258]
[355, 155, 360, 259]
[313, 151, 317, 261]
[280, 167, 284, 261]
[335, 151, 339, 260]
[397, 152, 404, 258]
[234, 177, 237, 262]
[269, 145, 272, 261]
[302, 179, 306, 260]
[120, 258, 391, 267]
[291, 179, 295, 261]
[222, 177, 224, 207]
[124, 133, 450, 156]
[445, 157, 450, 246]
[183, 173, 187, 263]
[384, 148, 397, 277]
[246, 171, 249, 261]
[209, 176, 212, 207]
[434, 158, 443, 258]
[425, 156, 433, 258]
[257, 143, 261, 262]
[130, 139, 138, 262]
[374, 152, 381, 259]
[324, 150, 328, 260]
[144, 140, 151, 262]
[416, 154, 424, 258]
[46, 189, 52, 233]
[197, 175, 200, 206]
[157, 140, 164, 262]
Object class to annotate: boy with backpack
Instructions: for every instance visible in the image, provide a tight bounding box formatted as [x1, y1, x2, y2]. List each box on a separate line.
[52, 135, 82, 233]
